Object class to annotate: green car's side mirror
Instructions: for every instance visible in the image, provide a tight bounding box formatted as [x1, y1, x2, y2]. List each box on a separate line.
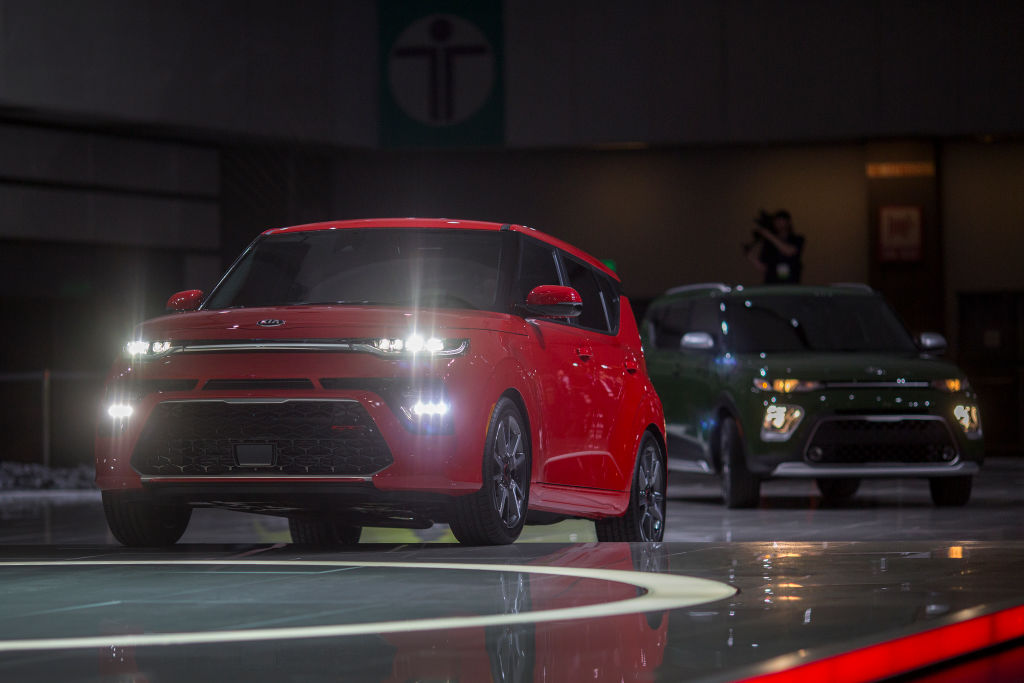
[681, 331, 715, 351]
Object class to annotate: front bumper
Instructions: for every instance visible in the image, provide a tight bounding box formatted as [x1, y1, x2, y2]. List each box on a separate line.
[95, 353, 490, 496]
[742, 392, 984, 478]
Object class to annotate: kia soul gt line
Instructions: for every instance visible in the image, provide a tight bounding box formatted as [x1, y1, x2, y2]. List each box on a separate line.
[641, 284, 983, 508]
[96, 219, 667, 546]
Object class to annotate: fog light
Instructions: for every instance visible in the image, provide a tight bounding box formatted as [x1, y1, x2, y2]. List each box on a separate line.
[761, 404, 804, 442]
[952, 404, 982, 439]
[941, 445, 957, 461]
[107, 404, 134, 419]
[807, 446, 824, 462]
[396, 385, 453, 434]
[411, 400, 450, 417]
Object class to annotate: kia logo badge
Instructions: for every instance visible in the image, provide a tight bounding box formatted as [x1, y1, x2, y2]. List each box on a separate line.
[257, 319, 285, 327]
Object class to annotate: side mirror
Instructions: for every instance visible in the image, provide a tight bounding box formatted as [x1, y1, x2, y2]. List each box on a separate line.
[681, 331, 715, 350]
[522, 285, 583, 318]
[917, 332, 947, 355]
[166, 289, 204, 312]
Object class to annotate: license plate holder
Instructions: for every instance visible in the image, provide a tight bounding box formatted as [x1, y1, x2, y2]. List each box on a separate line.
[234, 443, 276, 468]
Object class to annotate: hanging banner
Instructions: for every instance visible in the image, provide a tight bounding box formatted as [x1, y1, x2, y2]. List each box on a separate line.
[379, 0, 504, 147]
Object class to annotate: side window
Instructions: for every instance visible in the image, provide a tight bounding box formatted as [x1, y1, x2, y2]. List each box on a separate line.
[595, 273, 621, 333]
[561, 255, 609, 332]
[651, 302, 691, 350]
[688, 299, 721, 345]
[515, 237, 561, 304]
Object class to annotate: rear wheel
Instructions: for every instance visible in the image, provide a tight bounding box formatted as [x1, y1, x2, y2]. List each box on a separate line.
[816, 478, 861, 502]
[288, 517, 362, 546]
[596, 432, 666, 542]
[449, 397, 530, 545]
[720, 416, 760, 509]
[929, 476, 972, 507]
[102, 491, 192, 547]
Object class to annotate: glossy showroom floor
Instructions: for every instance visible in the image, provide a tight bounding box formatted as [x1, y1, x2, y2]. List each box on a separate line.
[1, 459, 1023, 682]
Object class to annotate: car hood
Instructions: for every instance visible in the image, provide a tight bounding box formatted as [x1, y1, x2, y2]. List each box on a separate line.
[740, 351, 966, 383]
[135, 305, 521, 341]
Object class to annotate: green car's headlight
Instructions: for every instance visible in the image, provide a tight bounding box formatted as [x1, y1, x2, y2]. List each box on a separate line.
[761, 404, 804, 441]
[953, 404, 982, 439]
[753, 378, 822, 393]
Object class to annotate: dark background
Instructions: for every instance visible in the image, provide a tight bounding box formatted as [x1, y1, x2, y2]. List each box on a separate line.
[1, 0, 1022, 466]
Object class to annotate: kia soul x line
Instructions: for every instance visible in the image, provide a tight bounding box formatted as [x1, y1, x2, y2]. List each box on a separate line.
[641, 283, 983, 508]
[96, 218, 667, 546]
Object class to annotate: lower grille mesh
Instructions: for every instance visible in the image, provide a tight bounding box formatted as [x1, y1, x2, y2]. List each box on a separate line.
[805, 418, 956, 464]
[132, 401, 393, 476]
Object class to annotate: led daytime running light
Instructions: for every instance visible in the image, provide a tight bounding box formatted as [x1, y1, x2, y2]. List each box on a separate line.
[753, 378, 822, 393]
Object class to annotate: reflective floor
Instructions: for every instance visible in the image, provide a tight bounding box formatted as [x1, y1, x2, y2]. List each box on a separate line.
[0, 458, 1023, 681]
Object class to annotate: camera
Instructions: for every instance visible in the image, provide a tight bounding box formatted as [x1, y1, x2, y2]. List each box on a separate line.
[744, 210, 774, 252]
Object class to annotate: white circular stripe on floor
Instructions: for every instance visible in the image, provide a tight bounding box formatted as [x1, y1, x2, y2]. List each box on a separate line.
[0, 559, 737, 652]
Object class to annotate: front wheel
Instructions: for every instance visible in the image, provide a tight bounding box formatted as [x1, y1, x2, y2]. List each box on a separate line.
[720, 416, 760, 509]
[102, 491, 192, 547]
[930, 476, 972, 506]
[816, 477, 861, 502]
[449, 397, 531, 545]
[596, 432, 666, 542]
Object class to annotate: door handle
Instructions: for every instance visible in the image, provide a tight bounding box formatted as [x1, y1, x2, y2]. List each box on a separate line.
[624, 354, 639, 374]
[575, 345, 594, 361]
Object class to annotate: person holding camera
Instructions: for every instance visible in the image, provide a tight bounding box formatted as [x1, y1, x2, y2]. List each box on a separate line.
[745, 209, 805, 284]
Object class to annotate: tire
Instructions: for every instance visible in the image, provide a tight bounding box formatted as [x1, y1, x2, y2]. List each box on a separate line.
[102, 491, 192, 547]
[720, 416, 760, 509]
[596, 432, 666, 542]
[485, 572, 534, 683]
[449, 397, 531, 546]
[816, 478, 861, 501]
[930, 476, 972, 507]
[288, 517, 362, 546]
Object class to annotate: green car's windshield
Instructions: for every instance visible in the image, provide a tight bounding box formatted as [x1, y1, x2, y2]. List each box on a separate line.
[724, 294, 918, 353]
[205, 228, 504, 311]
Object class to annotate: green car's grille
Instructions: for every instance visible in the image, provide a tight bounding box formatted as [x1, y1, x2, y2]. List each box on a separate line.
[805, 417, 957, 464]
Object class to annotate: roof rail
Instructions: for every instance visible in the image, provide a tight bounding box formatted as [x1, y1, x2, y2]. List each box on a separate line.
[829, 282, 874, 292]
[664, 283, 731, 295]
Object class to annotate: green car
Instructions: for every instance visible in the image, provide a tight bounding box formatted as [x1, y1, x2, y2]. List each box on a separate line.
[641, 284, 984, 508]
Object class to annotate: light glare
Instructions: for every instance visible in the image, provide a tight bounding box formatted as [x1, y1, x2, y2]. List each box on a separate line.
[107, 404, 134, 419]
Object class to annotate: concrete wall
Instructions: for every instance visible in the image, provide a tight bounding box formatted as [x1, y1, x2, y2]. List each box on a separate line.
[943, 141, 1024, 340]
[2, 1, 1021, 147]
[331, 144, 869, 300]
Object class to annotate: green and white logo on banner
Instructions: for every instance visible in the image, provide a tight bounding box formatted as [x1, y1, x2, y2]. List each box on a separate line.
[379, 0, 504, 147]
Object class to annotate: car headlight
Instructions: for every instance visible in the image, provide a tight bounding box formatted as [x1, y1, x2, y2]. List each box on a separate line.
[953, 404, 982, 439]
[125, 339, 178, 359]
[370, 335, 469, 357]
[761, 404, 804, 441]
[932, 378, 966, 392]
[396, 385, 453, 434]
[753, 378, 822, 393]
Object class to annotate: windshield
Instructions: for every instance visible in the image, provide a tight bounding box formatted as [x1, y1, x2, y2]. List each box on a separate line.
[205, 228, 504, 311]
[724, 294, 917, 353]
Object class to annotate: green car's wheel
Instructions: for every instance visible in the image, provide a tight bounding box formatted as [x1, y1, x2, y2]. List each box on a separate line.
[816, 478, 861, 502]
[929, 476, 972, 507]
[720, 416, 760, 509]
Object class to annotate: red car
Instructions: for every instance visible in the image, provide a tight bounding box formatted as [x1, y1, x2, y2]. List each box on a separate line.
[96, 218, 666, 546]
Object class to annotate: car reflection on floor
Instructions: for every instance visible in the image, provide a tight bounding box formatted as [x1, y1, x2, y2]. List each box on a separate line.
[381, 543, 669, 682]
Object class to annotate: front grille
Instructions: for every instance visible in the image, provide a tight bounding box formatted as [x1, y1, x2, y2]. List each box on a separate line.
[805, 417, 957, 464]
[105, 379, 198, 401]
[203, 378, 315, 391]
[132, 400, 393, 476]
